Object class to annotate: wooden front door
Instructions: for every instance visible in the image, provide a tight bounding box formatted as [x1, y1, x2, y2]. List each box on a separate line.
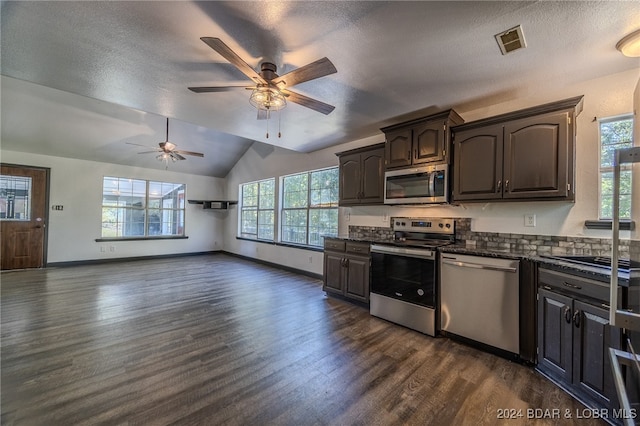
[1, 164, 48, 270]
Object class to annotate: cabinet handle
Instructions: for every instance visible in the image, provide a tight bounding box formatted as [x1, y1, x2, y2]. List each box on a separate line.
[562, 281, 582, 290]
[414, 149, 418, 159]
[496, 180, 502, 193]
[407, 150, 411, 160]
[573, 310, 581, 328]
[344, 258, 349, 268]
[564, 306, 572, 324]
[505, 180, 509, 192]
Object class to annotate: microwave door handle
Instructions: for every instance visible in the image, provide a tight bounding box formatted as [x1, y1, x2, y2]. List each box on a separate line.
[429, 172, 436, 197]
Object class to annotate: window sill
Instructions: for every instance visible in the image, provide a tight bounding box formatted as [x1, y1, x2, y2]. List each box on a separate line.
[95, 236, 189, 242]
[235, 236, 324, 253]
[584, 220, 635, 231]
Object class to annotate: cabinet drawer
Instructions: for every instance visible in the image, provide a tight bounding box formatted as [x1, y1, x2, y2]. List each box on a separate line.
[324, 239, 346, 252]
[538, 268, 612, 304]
[345, 242, 370, 255]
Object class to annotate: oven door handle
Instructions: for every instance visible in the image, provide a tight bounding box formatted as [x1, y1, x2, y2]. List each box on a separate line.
[371, 244, 435, 260]
[441, 259, 518, 273]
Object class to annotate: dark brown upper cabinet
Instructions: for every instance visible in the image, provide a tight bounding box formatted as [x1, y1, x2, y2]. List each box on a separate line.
[337, 143, 385, 206]
[452, 96, 583, 202]
[381, 109, 464, 169]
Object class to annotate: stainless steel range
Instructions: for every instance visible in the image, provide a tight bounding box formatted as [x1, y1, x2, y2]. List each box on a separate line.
[370, 217, 455, 336]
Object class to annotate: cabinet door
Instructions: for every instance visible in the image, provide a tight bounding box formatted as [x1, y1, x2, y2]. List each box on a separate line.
[452, 124, 503, 201]
[323, 253, 345, 295]
[360, 147, 385, 204]
[339, 152, 362, 206]
[413, 121, 445, 164]
[385, 129, 412, 168]
[503, 111, 570, 199]
[572, 300, 621, 409]
[537, 288, 573, 384]
[345, 255, 369, 303]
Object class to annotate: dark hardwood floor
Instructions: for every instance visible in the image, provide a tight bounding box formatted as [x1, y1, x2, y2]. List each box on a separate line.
[1, 254, 604, 425]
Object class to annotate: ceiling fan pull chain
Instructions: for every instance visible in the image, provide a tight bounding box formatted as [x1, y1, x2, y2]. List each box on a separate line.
[278, 110, 282, 138]
[266, 109, 270, 139]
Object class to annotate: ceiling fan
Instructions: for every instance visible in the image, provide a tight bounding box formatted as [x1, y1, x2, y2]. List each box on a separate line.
[127, 118, 204, 167]
[188, 37, 337, 116]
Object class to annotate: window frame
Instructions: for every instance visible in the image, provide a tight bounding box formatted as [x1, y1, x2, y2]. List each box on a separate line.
[100, 176, 186, 240]
[239, 178, 276, 241]
[280, 166, 339, 248]
[598, 114, 634, 220]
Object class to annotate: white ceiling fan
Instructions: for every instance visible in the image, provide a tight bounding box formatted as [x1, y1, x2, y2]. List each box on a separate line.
[127, 118, 204, 168]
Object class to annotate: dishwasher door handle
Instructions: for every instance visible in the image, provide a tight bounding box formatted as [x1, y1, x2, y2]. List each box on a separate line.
[441, 259, 518, 273]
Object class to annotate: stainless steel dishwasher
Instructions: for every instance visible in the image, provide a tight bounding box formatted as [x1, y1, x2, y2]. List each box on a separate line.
[440, 253, 520, 354]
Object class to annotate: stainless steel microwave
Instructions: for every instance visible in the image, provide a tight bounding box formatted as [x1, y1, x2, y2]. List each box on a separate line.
[384, 164, 448, 204]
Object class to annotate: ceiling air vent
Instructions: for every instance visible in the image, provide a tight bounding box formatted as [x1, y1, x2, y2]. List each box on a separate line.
[495, 25, 526, 55]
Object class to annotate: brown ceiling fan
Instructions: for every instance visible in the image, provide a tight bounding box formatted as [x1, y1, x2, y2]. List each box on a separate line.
[188, 37, 337, 115]
[127, 118, 204, 164]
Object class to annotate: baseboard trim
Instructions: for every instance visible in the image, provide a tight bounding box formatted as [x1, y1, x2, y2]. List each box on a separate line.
[221, 251, 323, 280]
[46, 251, 323, 281]
[46, 251, 221, 268]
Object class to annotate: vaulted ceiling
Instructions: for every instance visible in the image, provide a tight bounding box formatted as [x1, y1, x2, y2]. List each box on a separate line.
[2, 1, 639, 177]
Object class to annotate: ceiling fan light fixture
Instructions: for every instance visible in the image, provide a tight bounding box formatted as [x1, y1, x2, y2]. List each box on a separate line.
[249, 86, 286, 111]
[616, 29, 640, 57]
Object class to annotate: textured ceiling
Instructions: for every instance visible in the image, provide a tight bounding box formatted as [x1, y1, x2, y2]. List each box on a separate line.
[1, 1, 639, 177]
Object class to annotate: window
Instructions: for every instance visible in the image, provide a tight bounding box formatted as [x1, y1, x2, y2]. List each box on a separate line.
[599, 115, 633, 219]
[240, 178, 275, 240]
[101, 177, 185, 238]
[281, 167, 339, 247]
[0, 175, 31, 221]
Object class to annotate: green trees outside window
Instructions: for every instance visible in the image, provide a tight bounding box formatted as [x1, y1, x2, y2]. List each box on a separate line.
[239, 167, 338, 247]
[101, 177, 185, 238]
[240, 178, 275, 240]
[599, 117, 633, 219]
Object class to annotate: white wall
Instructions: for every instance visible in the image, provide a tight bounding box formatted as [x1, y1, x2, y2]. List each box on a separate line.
[225, 68, 640, 272]
[1, 150, 227, 263]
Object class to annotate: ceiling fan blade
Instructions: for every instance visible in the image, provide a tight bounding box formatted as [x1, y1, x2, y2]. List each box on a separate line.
[174, 149, 204, 158]
[189, 85, 253, 93]
[272, 57, 337, 88]
[137, 150, 162, 154]
[200, 37, 266, 85]
[172, 152, 187, 161]
[126, 142, 157, 149]
[282, 90, 335, 115]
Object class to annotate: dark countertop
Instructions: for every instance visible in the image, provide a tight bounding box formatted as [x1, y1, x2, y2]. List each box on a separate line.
[326, 236, 631, 285]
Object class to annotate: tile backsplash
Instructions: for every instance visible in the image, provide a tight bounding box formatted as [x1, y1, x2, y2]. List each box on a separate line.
[348, 217, 636, 258]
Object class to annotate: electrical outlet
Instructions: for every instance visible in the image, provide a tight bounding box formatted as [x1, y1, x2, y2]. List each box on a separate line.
[100, 246, 106, 253]
[109, 245, 116, 252]
[382, 213, 389, 223]
[525, 214, 536, 227]
[308, 256, 313, 264]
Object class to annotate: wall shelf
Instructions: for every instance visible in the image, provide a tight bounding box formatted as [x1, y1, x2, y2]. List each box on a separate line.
[187, 200, 237, 210]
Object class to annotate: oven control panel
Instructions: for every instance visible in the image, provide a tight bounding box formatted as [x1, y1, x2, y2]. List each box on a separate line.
[393, 217, 454, 235]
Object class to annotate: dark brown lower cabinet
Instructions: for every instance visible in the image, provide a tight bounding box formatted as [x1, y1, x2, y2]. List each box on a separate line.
[323, 239, 370, 303]
[538, 281, 622, 411]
